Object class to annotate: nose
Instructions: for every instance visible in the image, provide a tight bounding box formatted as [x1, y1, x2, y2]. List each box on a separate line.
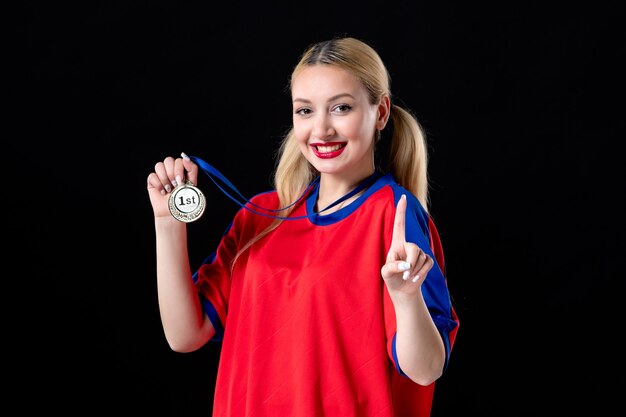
[311, 114, 335, 140]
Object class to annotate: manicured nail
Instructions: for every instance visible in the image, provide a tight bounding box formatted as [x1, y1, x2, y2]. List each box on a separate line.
[399, 262, 411, 271]
[403, 271, 410, 280]
[176, 175, 182, 186]
[181, 152, 190, 161]
[160, 189, 166, 196]
[411, 274, 420, 283]
[164, 184, 171, 193]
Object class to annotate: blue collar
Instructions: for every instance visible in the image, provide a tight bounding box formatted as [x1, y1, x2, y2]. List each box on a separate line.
[305, 171, 390, 226]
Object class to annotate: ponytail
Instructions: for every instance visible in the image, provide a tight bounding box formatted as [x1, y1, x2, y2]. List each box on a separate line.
[389, 105, 429, 211]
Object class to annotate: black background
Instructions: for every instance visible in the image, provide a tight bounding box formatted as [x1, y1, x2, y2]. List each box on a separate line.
[13, 1, 624, 415]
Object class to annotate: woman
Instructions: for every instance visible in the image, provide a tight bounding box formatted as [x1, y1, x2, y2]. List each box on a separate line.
[147, 37, 459, 417]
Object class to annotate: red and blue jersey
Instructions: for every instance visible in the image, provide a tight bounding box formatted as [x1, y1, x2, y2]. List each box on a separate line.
[194, 172, 459, 417]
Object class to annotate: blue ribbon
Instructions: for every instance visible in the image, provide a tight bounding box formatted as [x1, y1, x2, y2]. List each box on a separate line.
[188, 154, 379, 220]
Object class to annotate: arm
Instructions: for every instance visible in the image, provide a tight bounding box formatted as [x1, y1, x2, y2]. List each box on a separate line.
[148, 154, 215, 352]
[386, 282, 446, 386]
[381, 194, 446, 386]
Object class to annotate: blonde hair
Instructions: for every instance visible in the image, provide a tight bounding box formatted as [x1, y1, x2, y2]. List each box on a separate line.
[232, 37, 429, 265]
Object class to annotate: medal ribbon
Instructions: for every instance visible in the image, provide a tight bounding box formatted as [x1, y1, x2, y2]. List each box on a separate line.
[187, 154, 380, 220]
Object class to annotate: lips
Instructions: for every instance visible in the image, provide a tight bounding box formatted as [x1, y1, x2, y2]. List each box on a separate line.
[311, 142, 347, 159]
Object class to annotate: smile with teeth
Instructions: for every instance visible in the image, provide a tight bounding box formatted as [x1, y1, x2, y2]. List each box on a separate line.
[316, 144, 344, 153]
[311, 142, 347, 159]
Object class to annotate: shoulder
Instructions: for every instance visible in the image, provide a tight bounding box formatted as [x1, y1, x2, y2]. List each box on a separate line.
[373, 173, 432, 234]
[234, 189, 280, 220]
[227, 189, 279, 235]
[246, 189, 279, 207]
[375, 173, 428, 217]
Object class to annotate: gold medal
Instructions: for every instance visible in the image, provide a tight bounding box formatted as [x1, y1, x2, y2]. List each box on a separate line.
[168, 180, 206, 223]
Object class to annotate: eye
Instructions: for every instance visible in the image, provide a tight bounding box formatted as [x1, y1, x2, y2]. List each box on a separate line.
[295, 107, 312, 116]
[333, 104, 352, 113]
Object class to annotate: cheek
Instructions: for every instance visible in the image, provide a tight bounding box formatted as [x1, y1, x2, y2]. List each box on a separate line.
[338, 110, 374, 135]
[355, 114, 378, 143]
[340, 119, 372, 142]
[292, 120, 310, 145]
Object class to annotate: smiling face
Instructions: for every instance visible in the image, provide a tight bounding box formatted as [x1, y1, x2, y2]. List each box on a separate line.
[291, 65, 386, 182]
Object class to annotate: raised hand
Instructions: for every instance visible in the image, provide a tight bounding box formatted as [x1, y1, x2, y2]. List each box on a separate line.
[381, 194, 434, 296]
[146, 152, 199, 219]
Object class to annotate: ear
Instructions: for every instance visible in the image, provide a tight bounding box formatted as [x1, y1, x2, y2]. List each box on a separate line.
[376, 95, 391, 130]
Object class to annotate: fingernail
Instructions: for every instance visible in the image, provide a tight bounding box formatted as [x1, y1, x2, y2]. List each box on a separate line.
[176, 175, 182, 186]
[171, 179, 178, 188]
[160, 189, 166, 196]
[401, 194, 406, 200]
[164, 184, 171, 193]
[399, 262, 411, 271]
[181, 152, 190, 161]
[411, 274, 420, 283]
[403, 271, 410, 280]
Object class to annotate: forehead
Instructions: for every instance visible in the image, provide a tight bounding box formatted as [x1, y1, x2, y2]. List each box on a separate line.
[291, 65, 364, 99]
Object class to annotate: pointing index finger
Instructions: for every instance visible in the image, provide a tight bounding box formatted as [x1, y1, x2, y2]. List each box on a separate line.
[392, 194, 407, 243]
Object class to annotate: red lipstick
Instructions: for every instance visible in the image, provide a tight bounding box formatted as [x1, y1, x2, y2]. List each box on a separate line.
[311, 142, 347, 159]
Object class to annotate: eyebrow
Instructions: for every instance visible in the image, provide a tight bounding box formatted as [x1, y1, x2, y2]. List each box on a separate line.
[292, 93, 356, 104]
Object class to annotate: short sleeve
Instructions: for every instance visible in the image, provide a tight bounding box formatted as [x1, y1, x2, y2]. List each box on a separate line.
[193, 219, 239, 342]
[385, 189, 460, 376]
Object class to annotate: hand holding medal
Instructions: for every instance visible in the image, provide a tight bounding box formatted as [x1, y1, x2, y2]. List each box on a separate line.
[146, 152, 206, 223]
[168, 152, 206, 222]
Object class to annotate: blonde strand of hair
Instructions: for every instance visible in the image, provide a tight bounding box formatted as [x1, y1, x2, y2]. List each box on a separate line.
[230, 130, 314, 269]
[390, 105, 429, 211]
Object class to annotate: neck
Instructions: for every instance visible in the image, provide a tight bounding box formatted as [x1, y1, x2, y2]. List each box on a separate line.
[316, 170, 377, 214]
